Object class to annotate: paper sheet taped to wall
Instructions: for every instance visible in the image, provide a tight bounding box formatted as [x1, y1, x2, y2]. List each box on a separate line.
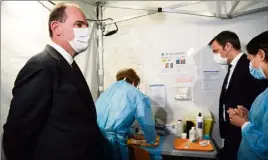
[148, 84, 166, 108]
[201, 71, 221, 91]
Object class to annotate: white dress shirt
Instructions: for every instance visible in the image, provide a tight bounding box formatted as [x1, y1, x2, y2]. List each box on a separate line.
[223, 52, 244, 122]
[226, 52, 244, 89]
[49, 41, 74, 66]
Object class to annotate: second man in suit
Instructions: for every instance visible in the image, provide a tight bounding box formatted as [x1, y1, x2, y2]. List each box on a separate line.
[209, 31, 268, 160]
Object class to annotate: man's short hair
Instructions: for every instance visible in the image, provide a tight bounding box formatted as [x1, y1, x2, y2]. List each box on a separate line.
[48, 3, 80, 38]
[209, 31, 241, 50]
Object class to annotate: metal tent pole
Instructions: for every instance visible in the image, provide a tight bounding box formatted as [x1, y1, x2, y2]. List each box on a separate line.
[96, 3, 104, 97]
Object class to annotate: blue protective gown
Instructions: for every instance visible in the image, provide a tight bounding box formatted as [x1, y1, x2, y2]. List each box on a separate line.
[96, 80, 157, 160]
[238, 88, 268, 160]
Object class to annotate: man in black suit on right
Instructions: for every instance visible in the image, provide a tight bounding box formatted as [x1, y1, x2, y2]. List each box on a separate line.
[209, 31, 268, 160]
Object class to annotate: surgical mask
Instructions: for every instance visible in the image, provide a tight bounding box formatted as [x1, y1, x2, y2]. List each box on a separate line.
[213, 53, 228, 65]
[68, 28, 90, 54]
[249, 61, 266, 80]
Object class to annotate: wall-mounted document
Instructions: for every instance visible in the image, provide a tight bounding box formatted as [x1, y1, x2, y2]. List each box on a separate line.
[201, 70, 221, 91]
[160, 52, 190, 75]
[147, 84, 166, 108]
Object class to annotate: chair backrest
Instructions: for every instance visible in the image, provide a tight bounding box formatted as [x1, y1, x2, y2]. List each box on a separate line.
[129, 146, 150, 160]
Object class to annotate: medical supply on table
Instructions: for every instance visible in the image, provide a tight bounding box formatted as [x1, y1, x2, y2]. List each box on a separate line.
[185, 141, 190, 149]
[184, 108, 214, 136]
[181, 133, 187, 139]
[186, 121, 195, 138]
[189, 127, 197, 142]
[196, 112, 203, 140]
[199, 140, 210, 147]
[203, 135, 210, 140]
[176, 120, 183, 138]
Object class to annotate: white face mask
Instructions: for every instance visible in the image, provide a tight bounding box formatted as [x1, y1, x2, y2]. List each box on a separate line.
[213, 53, 228, 65]
[69, 28, 90, 55]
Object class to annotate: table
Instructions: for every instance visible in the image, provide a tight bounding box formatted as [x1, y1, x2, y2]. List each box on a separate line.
[142, 134, 218, 160]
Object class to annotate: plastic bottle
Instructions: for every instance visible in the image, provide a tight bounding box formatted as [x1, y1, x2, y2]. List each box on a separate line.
[196, 112, 204, 140]
[189, 127, 197, 142]
[176, 120, 183, 138]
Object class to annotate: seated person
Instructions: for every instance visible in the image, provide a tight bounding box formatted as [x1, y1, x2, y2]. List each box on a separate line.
[96, 68, 157, 160]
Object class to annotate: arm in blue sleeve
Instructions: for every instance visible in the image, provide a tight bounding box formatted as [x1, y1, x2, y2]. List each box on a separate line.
[242, 106, 268, 158]
[135, 97, 157, 144]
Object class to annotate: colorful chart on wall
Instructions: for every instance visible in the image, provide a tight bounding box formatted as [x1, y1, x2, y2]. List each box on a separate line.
[159, 52, 195, 76]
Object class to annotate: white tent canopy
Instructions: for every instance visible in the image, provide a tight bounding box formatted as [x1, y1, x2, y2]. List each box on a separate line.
[81, 0, 268, 19]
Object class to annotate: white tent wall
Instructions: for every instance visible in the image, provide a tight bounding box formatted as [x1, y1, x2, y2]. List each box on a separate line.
[0, 1, 99, 135]
[102, 7, 268, 147]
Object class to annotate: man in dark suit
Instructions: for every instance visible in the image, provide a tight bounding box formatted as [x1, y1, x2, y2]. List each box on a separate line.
[209, 31, 268, 160]
[2, 3, 104, 160]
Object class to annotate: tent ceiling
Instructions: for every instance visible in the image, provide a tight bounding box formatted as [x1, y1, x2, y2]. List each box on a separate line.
[44, 1, 268, 21]
[75, 0, 268, 20]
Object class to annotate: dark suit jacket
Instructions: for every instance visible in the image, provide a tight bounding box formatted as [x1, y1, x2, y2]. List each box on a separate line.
[219, 54, 268, 158]
[219, 54, 268, 138]
[3, 45, 104, 160]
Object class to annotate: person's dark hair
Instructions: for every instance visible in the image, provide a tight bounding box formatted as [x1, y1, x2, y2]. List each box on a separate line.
[209, 31, 241, 50]
[116, 68, 140, 86]
[48, 3, 68, 38]
[246, 31, 268, 61]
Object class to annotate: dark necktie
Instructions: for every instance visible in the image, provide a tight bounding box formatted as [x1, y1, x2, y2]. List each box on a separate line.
[72, 61, 82, 76]
[221, 64, 232, 122]
[71, 61, 89, 90]
[71, 60, 96, 117]
[223, 64, 233, 91]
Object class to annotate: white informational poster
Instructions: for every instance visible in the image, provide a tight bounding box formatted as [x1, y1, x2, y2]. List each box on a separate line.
[160, 52, 190, 75]
[201, 70, 221, 91]
[148, 84, 166, 108]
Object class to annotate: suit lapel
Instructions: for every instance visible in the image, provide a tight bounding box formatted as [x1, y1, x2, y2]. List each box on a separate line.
[225, 54, 246, 95]
[44, 45, 96, 118]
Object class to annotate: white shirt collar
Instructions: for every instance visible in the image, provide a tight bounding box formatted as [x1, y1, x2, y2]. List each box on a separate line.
[49, 41, 74, 65]
[230, 52, 244, 67]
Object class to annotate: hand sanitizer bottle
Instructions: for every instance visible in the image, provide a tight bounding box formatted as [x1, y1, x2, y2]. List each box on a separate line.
[189, 127, 197, 142]
[196, 112, 203, 140]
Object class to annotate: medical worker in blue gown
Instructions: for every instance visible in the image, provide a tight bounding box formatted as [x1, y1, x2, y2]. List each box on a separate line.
[96, 68, 157, 160]
[228, 31, 268, 160]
